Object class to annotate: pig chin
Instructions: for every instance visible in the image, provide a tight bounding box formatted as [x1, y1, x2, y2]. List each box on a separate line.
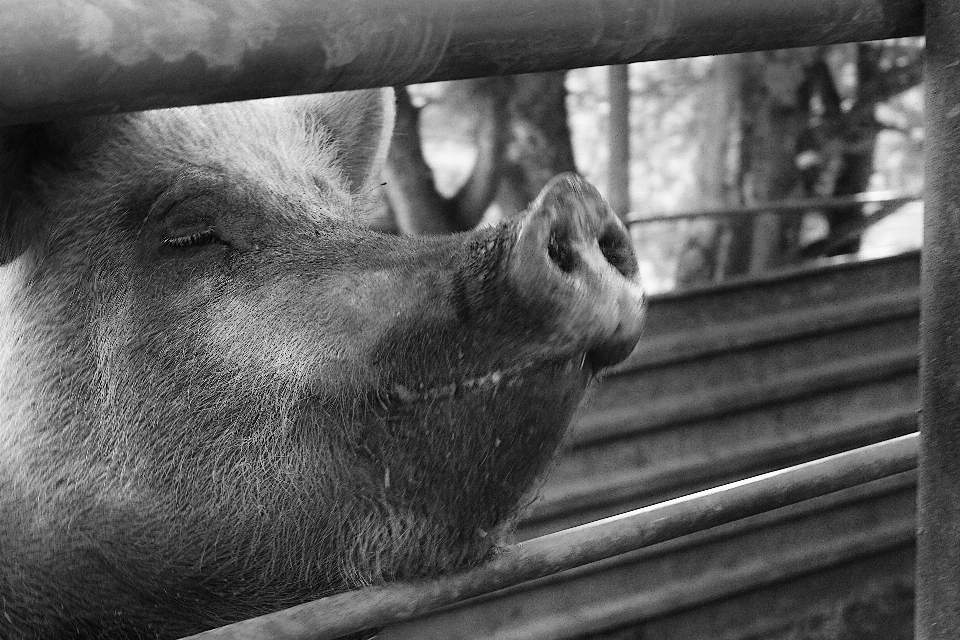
[386, 353, 590, 404]
[342, 354, 591, 583]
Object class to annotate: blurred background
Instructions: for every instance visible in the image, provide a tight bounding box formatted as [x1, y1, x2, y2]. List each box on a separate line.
[371, 38, 923, 293]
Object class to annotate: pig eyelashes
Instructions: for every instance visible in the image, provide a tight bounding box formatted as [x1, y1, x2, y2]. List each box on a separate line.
[162, 228, 221, 248]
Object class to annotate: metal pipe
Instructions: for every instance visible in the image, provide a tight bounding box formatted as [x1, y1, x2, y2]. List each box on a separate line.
[182, 433, 918, 640]
[0, 0, 923, 125]
[625, 191, 920, 225]
[916, 0, 960, 637]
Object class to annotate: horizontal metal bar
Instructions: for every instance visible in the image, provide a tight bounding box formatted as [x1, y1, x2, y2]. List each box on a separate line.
[625, 192, 921, 225]
[1, 0, 923, 125]
[181, 433, 918, 640]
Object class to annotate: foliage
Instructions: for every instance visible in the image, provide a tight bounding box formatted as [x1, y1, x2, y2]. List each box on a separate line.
[387, 40, 924, 292]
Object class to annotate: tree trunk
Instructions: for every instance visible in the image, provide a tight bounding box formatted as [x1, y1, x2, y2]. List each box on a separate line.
[801, 41, 922, 258]
[677, 50, 811, 285]
[383, 72, 576, 234]
[675, 56, 741, 287]
[494, 71, 578, 218]
[676, 42, 922, 287]
[737, 49, 812, 275]
[383, 86, 463, 235]
[384, 80, 511, 235]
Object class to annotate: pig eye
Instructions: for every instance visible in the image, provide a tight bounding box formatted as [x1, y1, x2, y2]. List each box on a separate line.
[162, 228, 222, 248]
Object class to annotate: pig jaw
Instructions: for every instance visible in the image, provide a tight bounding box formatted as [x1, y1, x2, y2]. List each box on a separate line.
[339, 355, 591, 583]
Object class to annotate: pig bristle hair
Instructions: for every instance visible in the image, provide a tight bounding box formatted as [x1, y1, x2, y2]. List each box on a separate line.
[0, 90, 569, 638]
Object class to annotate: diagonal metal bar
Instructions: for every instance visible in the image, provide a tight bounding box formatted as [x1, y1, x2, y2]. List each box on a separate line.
[182, 433, 918, 640]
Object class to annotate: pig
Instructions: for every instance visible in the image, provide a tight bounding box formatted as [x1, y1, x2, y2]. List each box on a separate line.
[0, 88, 645, 639]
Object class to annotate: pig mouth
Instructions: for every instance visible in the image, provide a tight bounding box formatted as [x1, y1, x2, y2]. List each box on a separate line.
[387, 353, 591, 405]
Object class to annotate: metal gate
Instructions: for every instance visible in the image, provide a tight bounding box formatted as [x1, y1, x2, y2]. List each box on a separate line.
[4, 1, 953, 638]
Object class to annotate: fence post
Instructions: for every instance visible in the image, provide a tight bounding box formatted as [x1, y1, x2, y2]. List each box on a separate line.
[607, 64, 631, 218]
[917, 1, 960, 638]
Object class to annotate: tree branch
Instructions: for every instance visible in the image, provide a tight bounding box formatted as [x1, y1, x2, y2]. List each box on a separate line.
[450, 78, 510, 230]
[383, 87, 457, 235]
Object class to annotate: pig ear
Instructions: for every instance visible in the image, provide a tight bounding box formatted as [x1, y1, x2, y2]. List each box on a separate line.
[309, 88, 396, 195]
[0, 123, 55, 264]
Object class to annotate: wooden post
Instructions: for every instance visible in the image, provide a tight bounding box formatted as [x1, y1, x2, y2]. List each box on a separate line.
[607, 64, 631, 218]
[917, 1, 960, 638]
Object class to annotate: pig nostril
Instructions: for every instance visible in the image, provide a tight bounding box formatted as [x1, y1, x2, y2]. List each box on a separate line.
[598, 228, 637, 278]
[548, 233, 577, 274]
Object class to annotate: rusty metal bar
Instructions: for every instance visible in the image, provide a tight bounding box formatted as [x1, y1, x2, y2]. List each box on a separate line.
[0, 0, 923, 125]
[182, 433, 918, 640]
[625, 191, 921, 226]
[916, 0, 960, 637]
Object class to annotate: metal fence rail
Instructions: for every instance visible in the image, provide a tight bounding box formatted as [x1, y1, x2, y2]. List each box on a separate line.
[3, 1, 942, 637]
[182, 434, 918, 640]
[0, 0, 923, 125]
[917, 1, 960, 637]
[625, 191, 922, 259]
[625, 192, 921, 226]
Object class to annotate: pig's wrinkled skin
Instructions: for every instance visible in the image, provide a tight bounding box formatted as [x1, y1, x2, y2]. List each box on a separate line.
[0, 89, 644, 639]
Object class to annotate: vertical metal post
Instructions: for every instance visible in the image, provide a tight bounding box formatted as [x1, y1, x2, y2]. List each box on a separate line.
[917, 1, 960, 638]
[607, 64, 631, 218]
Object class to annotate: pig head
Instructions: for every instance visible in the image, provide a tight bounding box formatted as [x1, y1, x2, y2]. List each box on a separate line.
[0, 89, 644, 638]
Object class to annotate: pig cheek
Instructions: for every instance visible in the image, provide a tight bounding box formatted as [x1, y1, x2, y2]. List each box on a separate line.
[197, 270, 433, 392]
[201, 287, 375, 395]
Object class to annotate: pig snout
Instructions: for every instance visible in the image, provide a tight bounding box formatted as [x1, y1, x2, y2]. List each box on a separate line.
[508, 173, 645, 369]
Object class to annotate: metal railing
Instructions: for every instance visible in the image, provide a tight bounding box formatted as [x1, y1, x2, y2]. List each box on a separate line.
[3, 0, 948, 637]
[624, 191, 923, 260]
[624, 192, 921, 226]
[183, 434, 918, 640]
[1, 0, 922, 125]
